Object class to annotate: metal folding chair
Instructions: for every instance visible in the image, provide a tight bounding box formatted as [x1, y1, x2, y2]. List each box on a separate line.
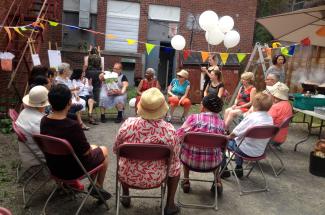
[115, 143, 172, 215]
[220, 125, 279, 195]
[267, 115, 294, 176]
[177, 132, 228, 211]
[8, 108, 19, 121]
[12, 122, 48, 208]
[33, 134, 109, 215]
[0, 207, 12, 215]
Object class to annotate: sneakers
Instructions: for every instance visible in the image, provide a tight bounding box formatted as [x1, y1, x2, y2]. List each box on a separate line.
[181, 180, 190, 193]
[88, 185, 112, 200]
[114, 117, 123, 123]
[164, 205, 180, 215]
[100, 114, 107, 123]
[120, 196, 131, 208]
[234, 165, 244, 178]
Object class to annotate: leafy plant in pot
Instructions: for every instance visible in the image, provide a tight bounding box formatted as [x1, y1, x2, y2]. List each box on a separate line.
[309, 139, 325, 177]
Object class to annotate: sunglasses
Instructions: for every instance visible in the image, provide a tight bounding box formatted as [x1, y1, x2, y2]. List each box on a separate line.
[177, 75, 184, 78]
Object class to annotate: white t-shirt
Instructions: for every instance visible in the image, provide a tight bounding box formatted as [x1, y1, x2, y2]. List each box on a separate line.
[15, 108, 45, 169]
[233, 111, 273, 157]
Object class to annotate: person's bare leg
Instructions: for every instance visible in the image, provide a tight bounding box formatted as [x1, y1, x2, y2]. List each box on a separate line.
[96, 146, 108, 187]
[225, 110, 241, 129]
[183, 166, 190, 181]
[88, 98, 94, 116]
[169, 106, 176, 118]
[166, 175, 180, 209]
[182, 105, 191, 118]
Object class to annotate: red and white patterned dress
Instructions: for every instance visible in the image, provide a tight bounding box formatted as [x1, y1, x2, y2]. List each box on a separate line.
[114, 117, 181, 188]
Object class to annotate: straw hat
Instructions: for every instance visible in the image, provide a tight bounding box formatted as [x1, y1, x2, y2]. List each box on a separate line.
[22, 86, 50, 108]
[177, 69, 189, 79]
[266, 82, 289, 101]
[137, 88, 169, 120]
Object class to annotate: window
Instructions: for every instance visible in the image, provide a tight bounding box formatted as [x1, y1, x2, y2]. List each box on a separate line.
[105, 1, 140, 53]
[292, 0, 305, 11]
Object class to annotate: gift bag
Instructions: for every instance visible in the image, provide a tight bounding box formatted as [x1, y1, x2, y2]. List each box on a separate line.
[104, 71, 119, 91]
[0, 52, 15, 71]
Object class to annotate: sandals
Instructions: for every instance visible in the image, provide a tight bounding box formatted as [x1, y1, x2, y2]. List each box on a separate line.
[120, 196, 131, 208]
[210, 181, 223, 196]
[88, 116, 98, 125]
[181, 180, 190, 193]
[80, 123, 90, 130]
[164, 205, 180, 215]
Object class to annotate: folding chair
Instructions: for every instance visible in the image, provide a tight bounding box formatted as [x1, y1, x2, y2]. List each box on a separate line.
[220, 125, 279, 195]
[12, 122, 48, 208]
[267, 115, 294, 176]
[0, 207, 12, 215]
[8, 108, 19, 121]
[177, 132, 228, 211]
[33, 134, 109, 215]
[115, 143, 172, 215]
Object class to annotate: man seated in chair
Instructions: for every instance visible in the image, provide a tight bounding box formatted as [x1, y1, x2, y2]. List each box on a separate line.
[16, 86, 49, 170]
[40, 84, 111, 200]
[115, 88, 181, 215]
[177, 94, 229, 195]
[226, 93, 274, 178]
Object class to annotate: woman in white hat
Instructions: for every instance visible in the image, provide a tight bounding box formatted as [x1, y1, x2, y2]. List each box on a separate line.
[16, 86, 50, 170]
[115, 87, 181, 214]
[166, 69, 191, 122]
[267, 82, 293, 146]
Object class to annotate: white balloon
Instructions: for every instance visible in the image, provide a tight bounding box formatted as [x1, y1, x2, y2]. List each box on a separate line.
[205, 26, 225, 45]
[224, 30, 240, 49]
[129, 98, 136, 108]
[171, 35, 186, 50]
[199, 10, 218, 31]
[218, 16, 234, 33]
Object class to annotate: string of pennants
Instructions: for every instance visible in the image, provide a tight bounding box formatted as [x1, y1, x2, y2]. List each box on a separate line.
[2, 19, 322, 65]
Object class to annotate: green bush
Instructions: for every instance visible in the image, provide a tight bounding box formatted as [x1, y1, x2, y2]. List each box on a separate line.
[0, 118, 12, 134]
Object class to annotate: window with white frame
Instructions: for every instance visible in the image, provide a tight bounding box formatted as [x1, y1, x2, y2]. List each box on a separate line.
[105, 1, 140, 53]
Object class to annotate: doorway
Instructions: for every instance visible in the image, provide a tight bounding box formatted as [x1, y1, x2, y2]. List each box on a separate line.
[158, 42, 175, 91]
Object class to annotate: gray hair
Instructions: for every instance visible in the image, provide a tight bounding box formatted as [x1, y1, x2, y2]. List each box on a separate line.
[267, 73, 279, 82]
[146, 68, 156, 76]
[58, 63, 71, 75]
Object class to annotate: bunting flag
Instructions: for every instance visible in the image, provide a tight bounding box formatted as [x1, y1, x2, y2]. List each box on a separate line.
[145, 43, 155, 55]
[281, 47, 289, 56]
[162, 47, 172, 53]
[20, 27, 28, 31]
[316, 26, 325, 37]
[13, 27, 25, 37]
[126, 39, 137, 45]
[201, 51, 209, 62]
[39, 23, 45, 29]
[272, 42, 282, 48]
[220, 53, 229, 65]
[301, 37, 311, 46]
[236, 53, 247, 63]
[106, 34, 117, 39]
[4, 27, 12, 41]
[265, 48, 272, 59]
[183, 50, 191, 61]
[288, 45, 296, 56]
[48, 21, 59, 26]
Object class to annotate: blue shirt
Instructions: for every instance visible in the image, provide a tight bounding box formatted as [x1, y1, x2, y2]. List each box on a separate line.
[170, 79, 190, 97]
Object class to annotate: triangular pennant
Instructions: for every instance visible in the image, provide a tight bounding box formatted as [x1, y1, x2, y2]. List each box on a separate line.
[48, 21, 59, 26]
[301, 37, 311, 46]
[13, 27, 25, 37]
[183, 50, 191, 61]
[162, 47, 172, 53]
[4, 27, 12, 41]
[39, 23, 45, 29]
[201, 51, 209, 62]
[288, 45, 296, 56]
[106, 34, 117, 39]
[272, 42, 282, 48]
[145, 43, 156, 55]
[68, 25, 79, 30]
[236, 53, 246, 63]
[281, 47, 289, 56]
[20, 27, 27, 31]
[126, 39, 137, 45]
[316, 26, 325, 37]
[220, 53, 229, 65]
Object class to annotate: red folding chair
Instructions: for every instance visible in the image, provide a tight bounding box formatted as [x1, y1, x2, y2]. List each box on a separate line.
[268, 115, 294, 176]
[177, 132, 228, 211]
[0, 207, 12, 215]
[8, 108, 19, 122]
[220, 125, 279, 195]
[32, 134, 109, 215]
[115, 143, 172, 215]
[12, 122, 48, 208]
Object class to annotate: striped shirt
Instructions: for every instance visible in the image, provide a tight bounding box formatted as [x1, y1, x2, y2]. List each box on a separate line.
[177, 112, 225, 170]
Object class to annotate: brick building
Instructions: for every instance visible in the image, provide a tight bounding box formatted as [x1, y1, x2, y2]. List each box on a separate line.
[0, 0, 257, 108]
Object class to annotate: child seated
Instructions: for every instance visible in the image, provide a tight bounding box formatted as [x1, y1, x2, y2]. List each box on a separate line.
[226, 92, 274, 178]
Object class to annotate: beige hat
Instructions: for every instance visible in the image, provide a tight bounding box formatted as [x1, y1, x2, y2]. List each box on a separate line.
[23, 86, 50, 108]
[177, 69, 189, 79]
[137, 88, 169, 120]
[266, 82, 289, 101]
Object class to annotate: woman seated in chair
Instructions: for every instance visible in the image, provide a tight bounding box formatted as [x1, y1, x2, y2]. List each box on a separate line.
[267, 82, 292, 146]
[135, 68, 161, 114]
[203, 69, 225, 98]
[115, 88, 181, 215]
[224, 72, 256, 130]
[40, 84, 111, 200]
[166, 69, 191, 122]
[226, 93, 273, 178]
[177, 94, 228, 195]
